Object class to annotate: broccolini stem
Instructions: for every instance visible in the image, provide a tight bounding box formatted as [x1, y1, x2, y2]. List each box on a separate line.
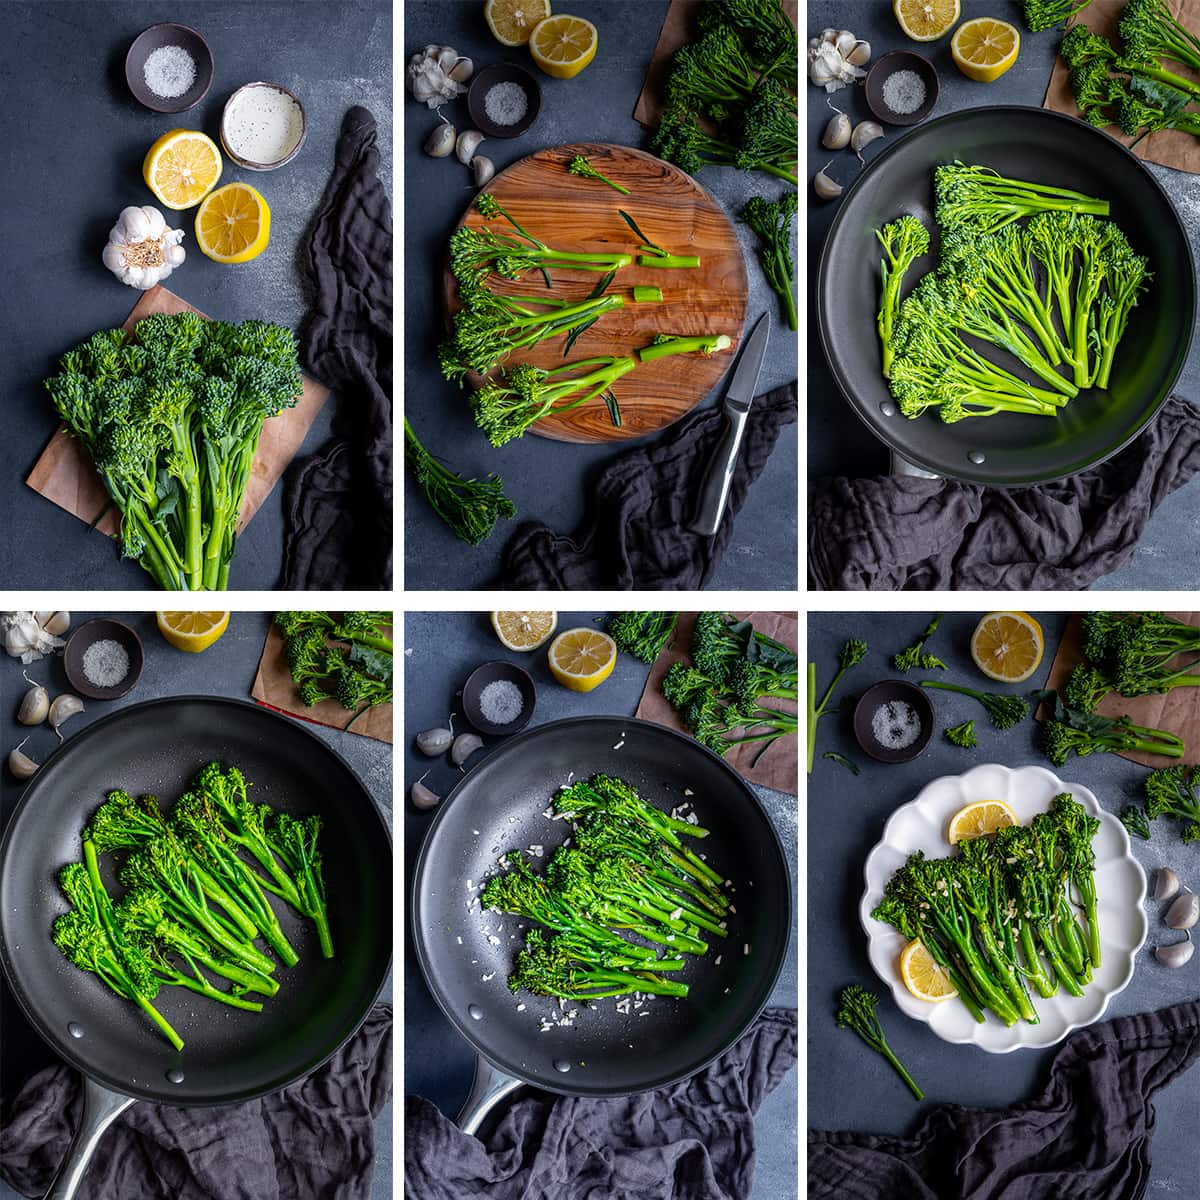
[807, 662, 818, 773]
[637, 254, 701, 269]
[632, 286, 664, 303]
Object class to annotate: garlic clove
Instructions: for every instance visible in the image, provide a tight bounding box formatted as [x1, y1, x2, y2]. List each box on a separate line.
[38, 611, 70, 637]
[1154, 935, 1194, 968]
[456, 130, 484, 165]
[425, 122, 457, 158]
[8, 738, 38, 780]
[451, 732, 483, 767]
[851, 121, 885, 154]
[18, 673, 49, 726]
[820, 29, 838, 44]
[846, 39, 871, 67]
[48, 694, 84, 741]
[416, 727, 454, 756]
[120, 205, 151, 241]
[822, 112, 851, 150]
[448, 56, 474, 83]
[435, 46, 459, 71]
[1165, 891, 1199, 931]
[1153, 867, 1181, 902]
[813, 164, 843, 200]
[472, 155, 495, 187]
[834, 30, 858, 57]
[809, 58, 837, 86]
[165, 243, 186, 267]
[411, 776, 441, 810]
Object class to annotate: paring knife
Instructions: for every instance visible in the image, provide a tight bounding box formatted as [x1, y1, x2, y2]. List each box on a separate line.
[689, 310, 771, 537]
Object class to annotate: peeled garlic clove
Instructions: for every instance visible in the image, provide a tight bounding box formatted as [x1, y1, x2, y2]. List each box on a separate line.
[425, 122, 457, 158]
[456, 130, 484, 165]
[48, 694, 84, 741]
[1165, 892, 1199, 930]
[846, 39, 871, 67]
[39, 611, 70, 637]
[1154, 936, 1194, 968]
[8, 739, 37, 780]
[416, 727, 454, 756]
[822, 112, 851, 150]
[813, 165, 843, 200]
[472, 155, 495, 187]
[1153, 867, 1181, 902]
[451, 732, 483, 767]
[448, 56, 474, 83]
[834, 30, 858, 57]
[411, 777, 441, 810]
[851, 121, 885, 155]
[18, 673, 48, 726]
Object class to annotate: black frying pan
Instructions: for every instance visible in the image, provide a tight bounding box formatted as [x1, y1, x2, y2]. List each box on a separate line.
[817, 106, 1196, 485]
[411, 716, 792, 1130]
[0, 697, 392, 1198]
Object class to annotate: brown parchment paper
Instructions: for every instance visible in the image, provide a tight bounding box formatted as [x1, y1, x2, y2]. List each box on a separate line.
[1041, 612, 1200, 767]
[250, 622, 393, 744]
[26, 285, 329, 537]
[633, 0, 799, 129]
[635, 611, 798, 795]
[1044, 0, 1200, 174]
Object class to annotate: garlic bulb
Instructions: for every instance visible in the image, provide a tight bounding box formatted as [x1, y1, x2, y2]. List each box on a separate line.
[102, 206, 185, 291]
[807, 27, 869, 94]
[407, 45, 471, 108]
[1, 611, 66, 663]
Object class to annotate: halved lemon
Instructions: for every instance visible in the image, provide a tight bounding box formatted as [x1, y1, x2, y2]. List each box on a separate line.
[491, 611, 557, 651]
[143, 129, 223, 210]
[530, 14, 598, 79]
[893, 0, 960, 42]
[156, 611, 230, 653]
[548, 627, 615, 691]
[900, 939, 959, 1001]
[485, 0, 552, 47]
[948, 798, 1017, 844]
[951, 17, 1020, 82]
[970, 612, 1044, 684]
[195, 183, 271, 263]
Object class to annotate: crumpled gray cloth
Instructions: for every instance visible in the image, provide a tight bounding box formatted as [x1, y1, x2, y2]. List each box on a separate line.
[0, 1004, 391, 1200]
[809, 395, 1200, 590]
[809, 1001, 1200, 1200]
[405, 1007, 796, 1200]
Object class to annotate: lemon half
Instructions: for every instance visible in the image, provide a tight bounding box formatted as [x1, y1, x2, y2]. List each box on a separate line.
[195, 183, 271, 263]
[893, 0, 960, 42]
[156, 611, 230, 653]
[491, 611, 557, 651]
[143, 129, 223, 210]
[530, 14, 598, 79]
[952, 17, 1020, 82]
[970, 612, 1044, 684]
[485, 0, 552, 46]
[548, 627, 615, 691]
[948, 799, 1018, 844]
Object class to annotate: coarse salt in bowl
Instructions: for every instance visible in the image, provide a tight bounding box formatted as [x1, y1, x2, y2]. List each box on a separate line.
[220, 82, 307, 170]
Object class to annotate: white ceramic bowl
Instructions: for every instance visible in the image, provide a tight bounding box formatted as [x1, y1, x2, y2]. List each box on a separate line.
[859, 763, 1147, 1053]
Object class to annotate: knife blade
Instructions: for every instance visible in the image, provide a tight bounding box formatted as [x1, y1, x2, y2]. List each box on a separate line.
[688, 311, 771, 537]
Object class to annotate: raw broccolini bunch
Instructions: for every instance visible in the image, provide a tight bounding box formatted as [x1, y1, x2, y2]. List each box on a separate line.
[55, 763, 332, 1050]
[275, 611, 393, 726]
[663, 612, 798, 764]
[43, 312, 302, 590]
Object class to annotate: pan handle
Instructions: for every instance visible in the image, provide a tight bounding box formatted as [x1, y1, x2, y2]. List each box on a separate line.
[456, 1055, 524, 1137]
[890, 450, 940, 480]
[44, 1076, 136, 1200]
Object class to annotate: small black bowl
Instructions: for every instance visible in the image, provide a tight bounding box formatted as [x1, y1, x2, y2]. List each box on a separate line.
[462, 661, 536, 736]
[853, 680, 935, 764]
[865, 51, 939, 127]
[125, 23, 214, 114]
[467, 63, 541, 138]
[63, 619, 144, 701]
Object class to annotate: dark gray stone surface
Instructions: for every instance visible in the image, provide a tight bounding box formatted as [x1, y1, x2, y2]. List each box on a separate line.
[0, 1, 392, 591]
[806, 1, 1200, 589]
[807, 610, 1198, 1188]
[403, 611, 798, 1199]
[0, 611, 392, 1199]
[403, 1, 798, 590]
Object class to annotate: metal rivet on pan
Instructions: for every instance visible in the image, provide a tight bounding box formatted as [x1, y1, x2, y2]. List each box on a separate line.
[468, 1004, 484, 1021]
[967, 450, 986, 465]
[879, 401, 897, 418]
[166, 1069, 185, 1084]
[553, 1059, 571, 1074]
[67, 1022, 85, 1039]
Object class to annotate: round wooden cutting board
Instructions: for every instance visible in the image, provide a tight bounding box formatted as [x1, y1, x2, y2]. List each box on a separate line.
[442, 142, 749, 443]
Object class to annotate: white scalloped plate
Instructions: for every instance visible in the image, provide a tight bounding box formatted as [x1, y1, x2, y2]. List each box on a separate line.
[859, 763, 1148, 1053]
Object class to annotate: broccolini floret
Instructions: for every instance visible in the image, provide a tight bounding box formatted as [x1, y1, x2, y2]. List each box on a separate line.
[874, 216, 930, 378]
[835, 986, 924, 1100]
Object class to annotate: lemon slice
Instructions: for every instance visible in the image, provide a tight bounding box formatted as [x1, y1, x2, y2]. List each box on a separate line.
[156, 611, 230, 653]
[143, 129, 223, 210]
[548, 628, 615, 691]
[195, 183, 271, 263]
[530, 14, 598, 79]
[900, 939, 959, 1001]
[491, 611, 558, 651]
[485, 0, 552, 46]
[970, 612, 1044, 684]
[948, 799, 1017, 844]
[893, 0, 960, 42]
[952, 17, 1020, 82]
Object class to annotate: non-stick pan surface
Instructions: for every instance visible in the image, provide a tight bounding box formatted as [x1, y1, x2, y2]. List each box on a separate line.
[412, 716, 792, 1097]
[817, 106, 1195, 485]
[0, 697, 392, 1106]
